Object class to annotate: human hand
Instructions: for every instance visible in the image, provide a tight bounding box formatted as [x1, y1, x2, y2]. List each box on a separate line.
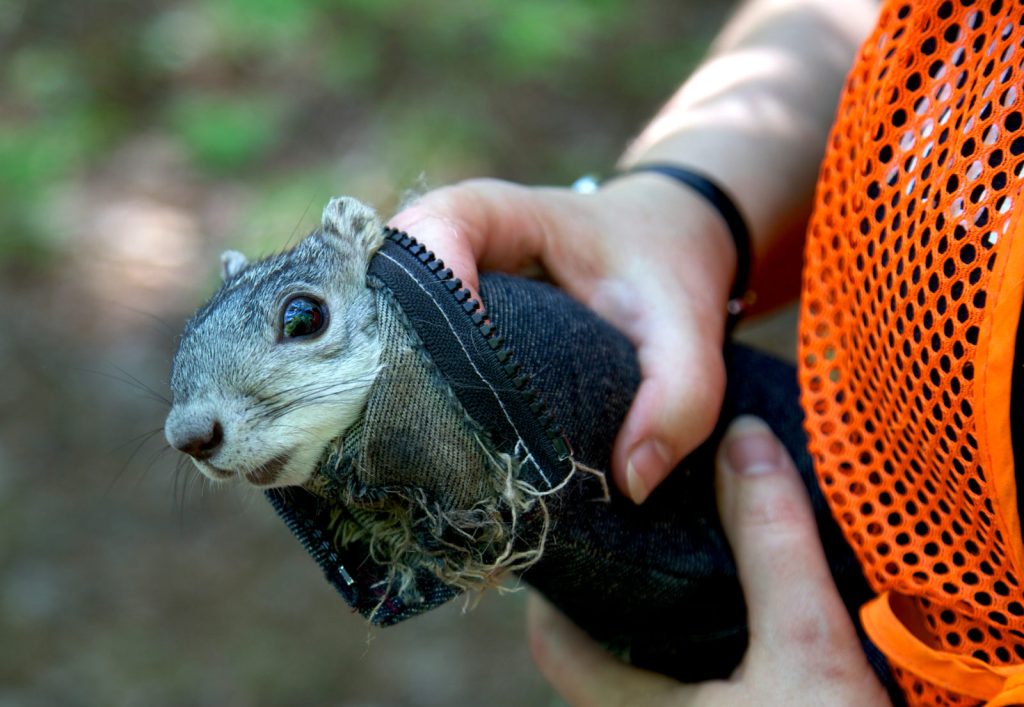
[389, 176, 737, 503]
[525, 416, 892, 706]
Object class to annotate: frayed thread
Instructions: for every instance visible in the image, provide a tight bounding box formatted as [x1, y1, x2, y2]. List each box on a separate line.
[317, 433, 610, 623]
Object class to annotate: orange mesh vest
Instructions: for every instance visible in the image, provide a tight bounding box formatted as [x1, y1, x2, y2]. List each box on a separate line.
[799, 1, 1024, 704]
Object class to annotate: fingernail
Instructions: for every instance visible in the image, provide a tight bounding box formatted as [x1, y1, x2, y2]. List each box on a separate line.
[724, 416, 782, 475]
[625, 440, 670, 504]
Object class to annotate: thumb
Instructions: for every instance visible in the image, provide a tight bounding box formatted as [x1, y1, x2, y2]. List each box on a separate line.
[388, 179, 551, 300]
[714, 415, 847, 638]
[713, 416, 890, 702]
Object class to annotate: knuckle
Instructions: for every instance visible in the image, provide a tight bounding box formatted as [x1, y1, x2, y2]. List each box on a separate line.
[780, 610, 833, 648]
[452, 176, 514, 206]
[798, 640, 871, 688]
[681, 354, 726, 408]
[740, 491, 810, 537]
[457, 176, 509, 191]
[669, 362, 724, 412]
[432, 178, 520, 231]
[686, 373, 721, 411]
[640, 360, 724, 453]
[767, 613, 860, 672]
[420, 183, 469, 215]
[413, 179, 497, 215]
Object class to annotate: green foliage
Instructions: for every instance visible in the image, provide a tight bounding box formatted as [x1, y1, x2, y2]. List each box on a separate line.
[488, 1, 603, 79]
[202, 0, 317, 50]
[0, 101, 112, 259]
[168, 93, 285, 173]
[317, 29, 380, 94]
[7, 45, 85, 109]
[378, 97, 493, 178]
[3, 45, 112, 185]
[1, 0, 723, 265]
[232, 170, 344, 252]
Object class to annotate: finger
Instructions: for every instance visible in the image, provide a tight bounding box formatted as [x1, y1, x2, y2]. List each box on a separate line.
[605, 293, 726, 504]
[713, 416, 861, 653]
[585, 175, 734, 503]
[527, 593, 702, 707]
[387, 179, 550, 299]
[387, 201, 484, 299]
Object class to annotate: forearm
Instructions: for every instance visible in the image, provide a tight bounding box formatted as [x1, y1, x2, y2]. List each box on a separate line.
[620, 0, 879, 310]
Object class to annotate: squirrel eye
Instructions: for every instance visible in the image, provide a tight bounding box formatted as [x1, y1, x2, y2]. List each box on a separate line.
[282, 296, 326, 338]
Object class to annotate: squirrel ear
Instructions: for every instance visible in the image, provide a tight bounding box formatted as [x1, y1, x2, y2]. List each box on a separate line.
[321, 196, 383, 255]
[219, 250, 248, 281]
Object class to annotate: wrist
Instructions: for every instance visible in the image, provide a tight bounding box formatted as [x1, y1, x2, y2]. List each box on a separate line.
[622, 164, 754, 322]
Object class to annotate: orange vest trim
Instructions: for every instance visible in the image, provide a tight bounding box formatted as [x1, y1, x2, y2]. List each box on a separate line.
[861, 591, 1024, 701]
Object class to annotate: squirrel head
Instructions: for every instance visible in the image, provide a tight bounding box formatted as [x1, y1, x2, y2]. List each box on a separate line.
[164, 197, 384, 488]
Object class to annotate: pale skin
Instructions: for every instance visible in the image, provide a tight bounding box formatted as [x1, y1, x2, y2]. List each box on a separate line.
[389, 0, 887, 700]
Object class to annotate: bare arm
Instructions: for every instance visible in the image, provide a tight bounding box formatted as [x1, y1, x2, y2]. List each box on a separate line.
[620, 0, 880, 310]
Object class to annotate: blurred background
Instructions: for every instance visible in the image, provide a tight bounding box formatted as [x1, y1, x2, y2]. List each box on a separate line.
[0, 1, 781, 705]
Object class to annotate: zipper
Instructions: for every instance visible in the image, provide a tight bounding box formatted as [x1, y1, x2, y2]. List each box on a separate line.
[266, 490, 357, 597]
[371, 226, 572, 486]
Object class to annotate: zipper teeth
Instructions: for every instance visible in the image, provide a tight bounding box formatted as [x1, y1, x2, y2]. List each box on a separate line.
[380, 226, 569, 456]
[266, 492, 356, 592]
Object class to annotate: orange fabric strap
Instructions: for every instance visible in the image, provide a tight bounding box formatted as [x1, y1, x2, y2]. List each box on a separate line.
[862, 593, 1024, 704]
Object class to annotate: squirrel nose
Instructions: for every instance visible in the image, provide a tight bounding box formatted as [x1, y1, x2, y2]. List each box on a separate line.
[170, 420, 224, 460]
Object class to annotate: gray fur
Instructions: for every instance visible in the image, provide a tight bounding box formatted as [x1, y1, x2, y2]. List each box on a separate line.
[165, 197, 386, 488]
[219, 250, 249, 281]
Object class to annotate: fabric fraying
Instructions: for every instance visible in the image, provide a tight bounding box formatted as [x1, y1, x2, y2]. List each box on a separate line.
[315, 434, 571, 620]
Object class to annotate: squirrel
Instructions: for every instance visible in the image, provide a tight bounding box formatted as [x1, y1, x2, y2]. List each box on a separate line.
[164, 197, 385, 488]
